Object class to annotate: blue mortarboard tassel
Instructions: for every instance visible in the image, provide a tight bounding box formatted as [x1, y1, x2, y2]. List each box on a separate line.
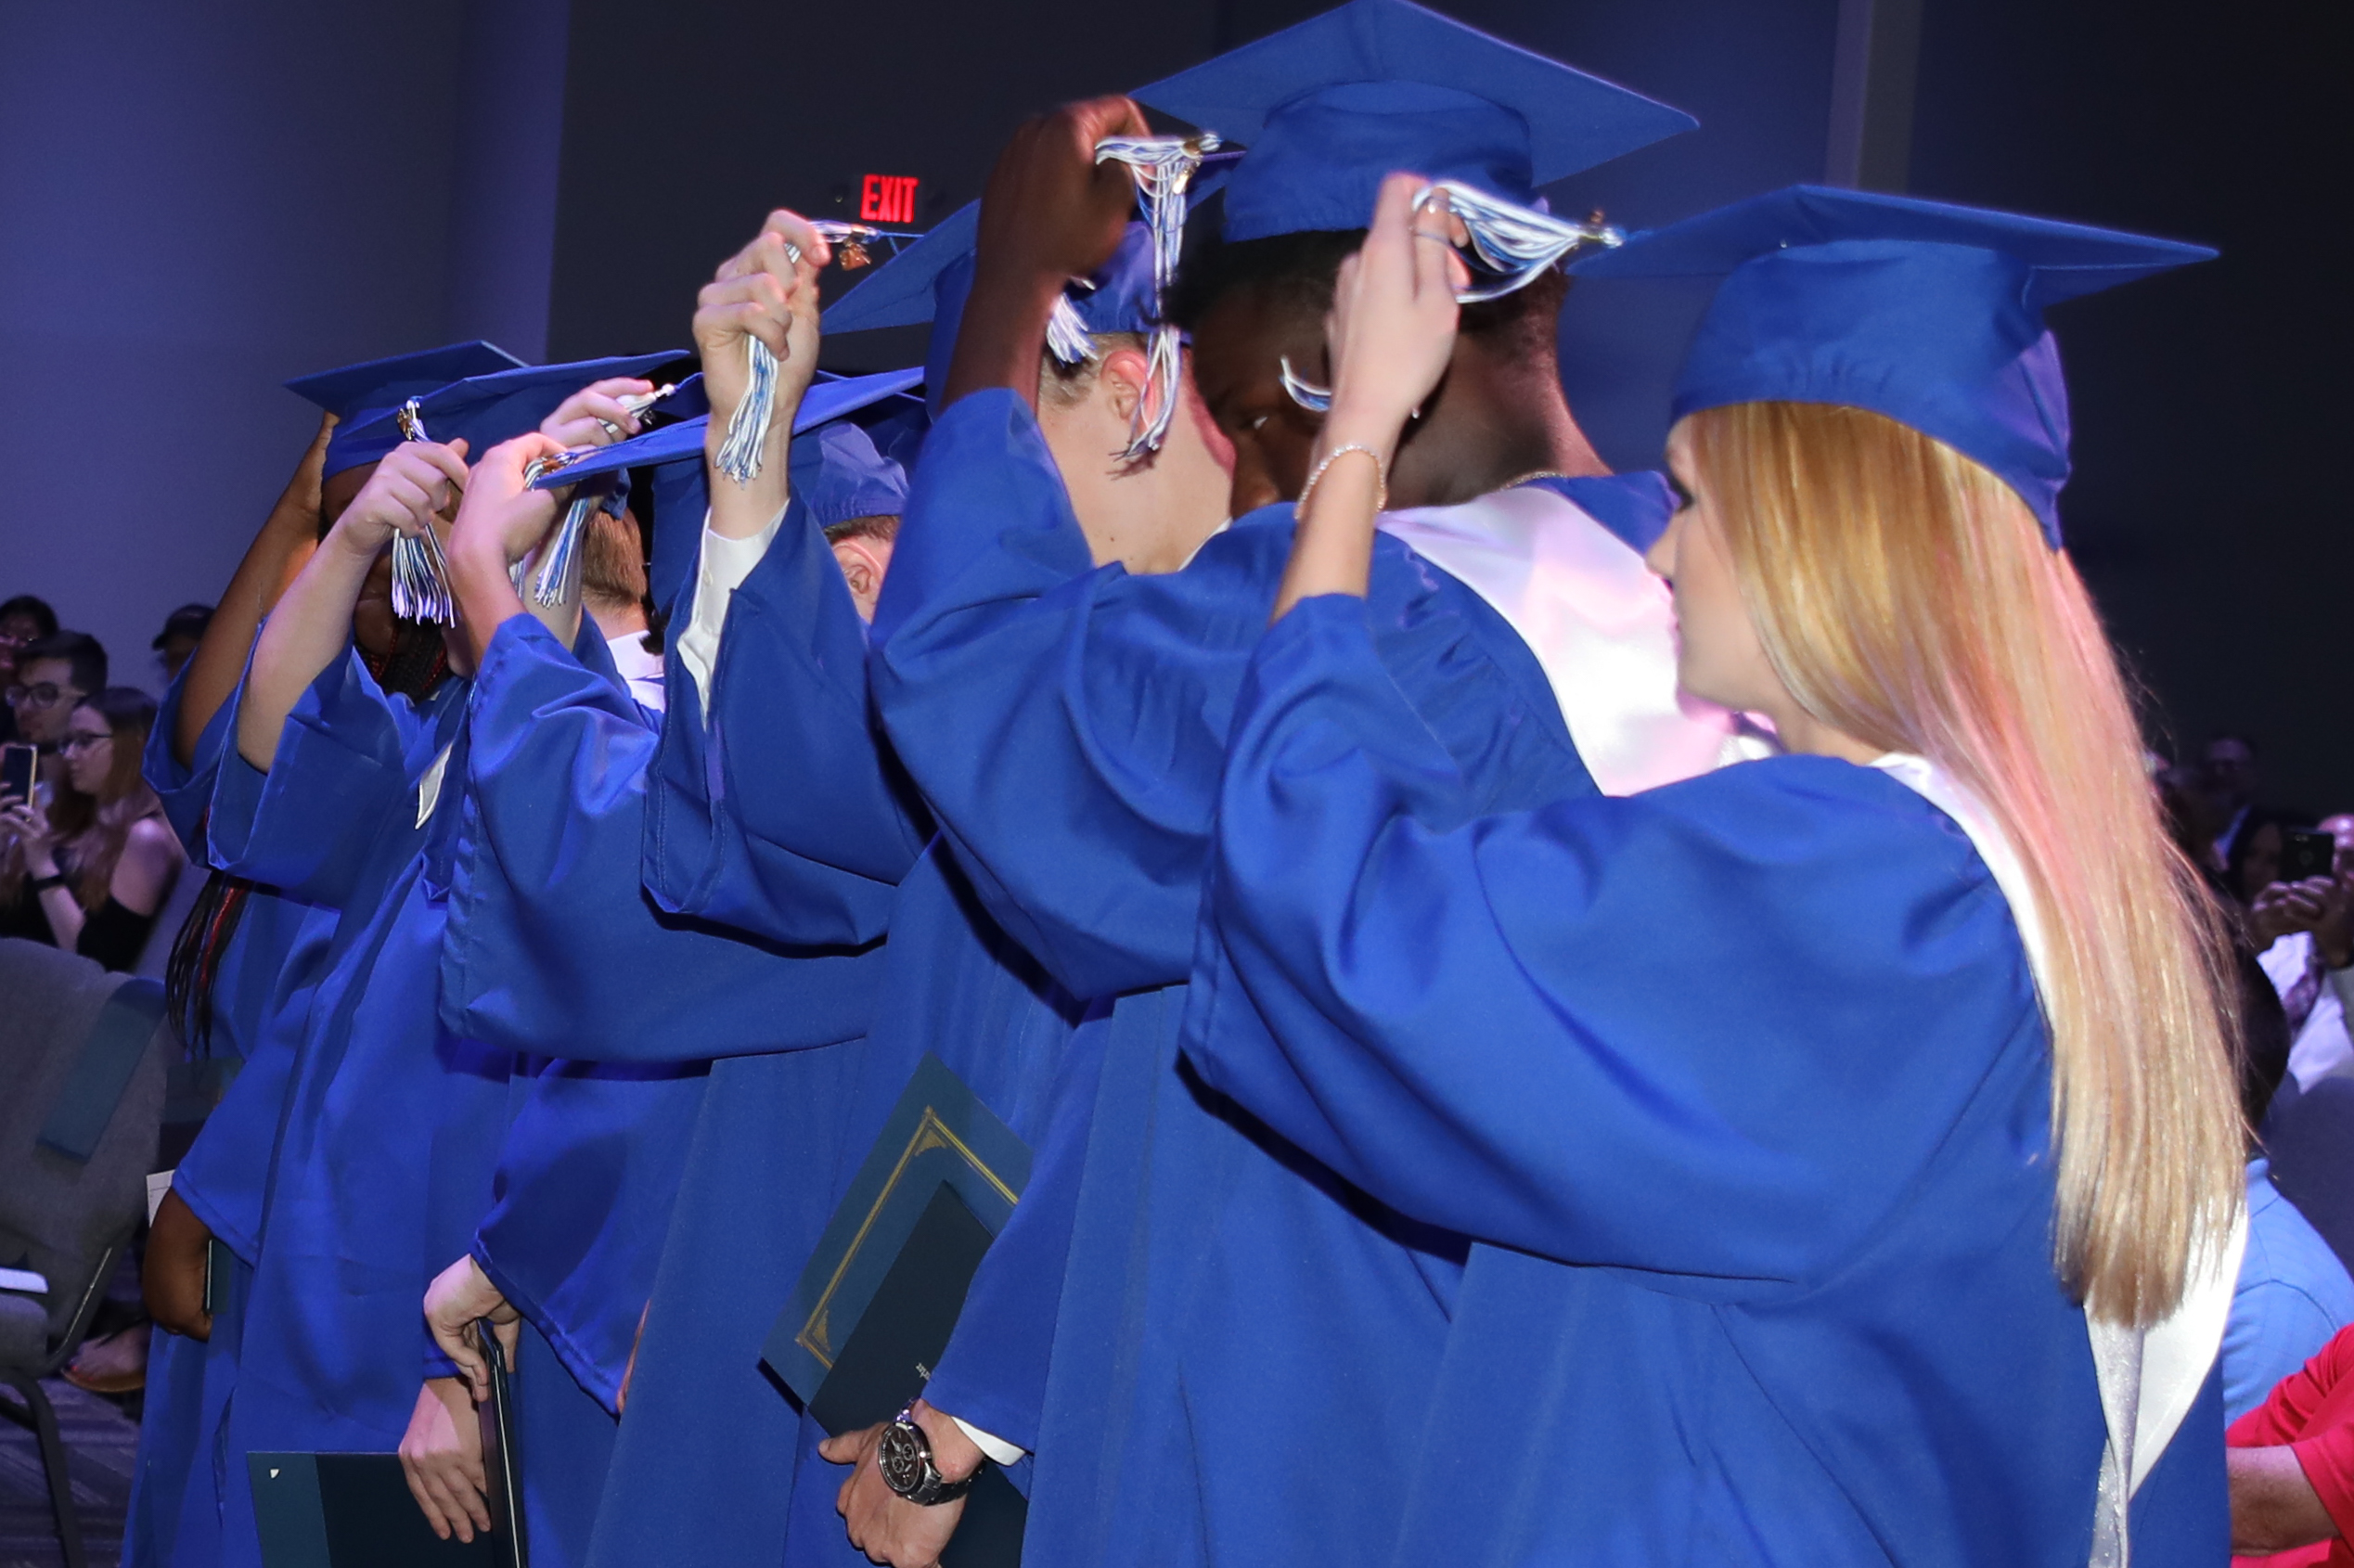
[713, 223, 927, 491]
[1279, 179, 1623, 413]
[525, 385, 671, 608]
[1094, 133, 1223, 459]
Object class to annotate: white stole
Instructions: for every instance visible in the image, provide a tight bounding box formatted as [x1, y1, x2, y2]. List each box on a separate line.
[1378, 486, 1756, 796]
[1871, 754, 2245, 1568]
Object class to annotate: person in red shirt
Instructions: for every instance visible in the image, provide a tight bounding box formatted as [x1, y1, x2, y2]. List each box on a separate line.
[2232, 1321, 2354, 1562]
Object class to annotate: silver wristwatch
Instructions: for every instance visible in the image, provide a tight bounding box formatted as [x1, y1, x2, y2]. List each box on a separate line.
[878, 1406, 983, 1506]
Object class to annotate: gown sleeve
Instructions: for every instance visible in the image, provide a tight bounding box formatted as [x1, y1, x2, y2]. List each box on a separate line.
[204, 646, 436, 909]
[917, 1006, 1113, 1456]
[869, 389, 1275, 999]
[1190, 594, 2044, 1297]
[642, 495, 925, 947]
[470, 1059, 712, 1413]
[143, 667, 225, 856]
[442, 613, 886, 1062]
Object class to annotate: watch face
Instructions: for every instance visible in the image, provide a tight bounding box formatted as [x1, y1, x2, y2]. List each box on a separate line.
[878, 1420, 931, 1497]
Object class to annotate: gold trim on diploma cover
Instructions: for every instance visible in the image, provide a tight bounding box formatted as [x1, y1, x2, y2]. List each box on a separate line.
[796, 1107, 1022, 1369]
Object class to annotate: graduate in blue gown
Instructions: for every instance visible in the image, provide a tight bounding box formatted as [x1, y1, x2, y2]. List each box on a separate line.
[550, 209, 1089, 1568]
[1194, 179, 2251, 1564]
[413, 371, 926, 1568]
[128, 341, 528, 1568]
[856, 15, 1720, 1561]
[201, 353, 677, 1568]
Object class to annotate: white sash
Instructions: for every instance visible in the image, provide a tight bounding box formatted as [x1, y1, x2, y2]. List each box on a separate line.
[1871, 754, 2245, 1568]
[1379, 487, 1755, 796]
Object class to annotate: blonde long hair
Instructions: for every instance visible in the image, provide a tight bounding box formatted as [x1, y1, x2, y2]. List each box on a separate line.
[1687, 401, 2244, 1327]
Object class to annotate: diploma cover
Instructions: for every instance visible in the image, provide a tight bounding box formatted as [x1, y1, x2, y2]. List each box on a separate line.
[763, 1053, 1031, 1567]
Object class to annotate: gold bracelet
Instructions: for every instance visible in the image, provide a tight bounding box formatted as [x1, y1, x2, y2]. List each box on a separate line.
[1294, 443, 1388, 521]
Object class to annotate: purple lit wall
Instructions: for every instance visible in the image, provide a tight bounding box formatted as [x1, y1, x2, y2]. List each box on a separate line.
[0, 0, 567, 696]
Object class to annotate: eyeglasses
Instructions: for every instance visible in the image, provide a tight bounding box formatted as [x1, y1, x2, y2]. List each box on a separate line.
[60, 732, 113, 755]
[5, 683, 76, 709]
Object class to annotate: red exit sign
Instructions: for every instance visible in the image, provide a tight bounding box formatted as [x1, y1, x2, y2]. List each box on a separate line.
[860, 174, 919, 224]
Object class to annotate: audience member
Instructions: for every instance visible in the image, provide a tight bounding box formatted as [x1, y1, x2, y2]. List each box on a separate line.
[2212, 732, 2265, 862]
[2160, 756, 2232, 881]
[2230, 1322, 2354, 1563]
[0, 685, 185, 966]
[2226, 938, 2354, 1421]
[6, 626, 102, 768]
[2235, 805, 2319, 907]
[153, 602, 214, 683]
[0, 593, 59, 744]
[2255, 813, 2354, 1279]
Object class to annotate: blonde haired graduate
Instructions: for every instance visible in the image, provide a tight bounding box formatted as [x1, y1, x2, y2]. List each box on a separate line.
[1202, 176, 2247, 1566]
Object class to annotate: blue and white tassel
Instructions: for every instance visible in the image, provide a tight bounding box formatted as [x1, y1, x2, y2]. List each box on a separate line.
[1094, 132, 1221, 460]
[390, 399, 458, 625]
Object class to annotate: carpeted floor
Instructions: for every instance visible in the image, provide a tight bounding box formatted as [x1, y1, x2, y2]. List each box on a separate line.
[0, 1378, 136, 1568]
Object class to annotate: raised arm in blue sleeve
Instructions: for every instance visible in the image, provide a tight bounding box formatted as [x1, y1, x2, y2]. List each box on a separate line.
[645, 496, 926, 945]
[444, 613, 888, 1062]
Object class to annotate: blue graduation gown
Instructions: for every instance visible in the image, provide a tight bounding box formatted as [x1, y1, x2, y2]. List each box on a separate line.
[597, 490, 1087, 1568]
[867, 388, 1594, 1568]
[127, 669, 342, 1568]
[1187, 593, 2228, 1565]
[201, 648, 488, 1523]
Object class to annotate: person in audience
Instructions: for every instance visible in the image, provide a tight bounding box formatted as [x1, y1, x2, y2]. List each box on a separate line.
[2210, 733, 2264, 864]
[0, 685, 183, 964]
[2229, 1321, 2354, 1563]
[0, 593, 59, 744]
[2254, 812, 2354, 1279]
[152, 603, 214, 683]
[2226, 935, 2354, 1422]
[8, 630, 109, 789]
[2234, 806, 2318, 907]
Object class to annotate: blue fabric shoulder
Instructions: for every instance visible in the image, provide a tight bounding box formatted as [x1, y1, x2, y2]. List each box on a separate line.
[871, 388, 1589, 1002]
[1529, 469, 1676, 554]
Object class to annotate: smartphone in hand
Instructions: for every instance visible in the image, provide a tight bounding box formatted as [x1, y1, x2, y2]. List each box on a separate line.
[2282, 828, 2338, 883]
[0, 741, 34, 805]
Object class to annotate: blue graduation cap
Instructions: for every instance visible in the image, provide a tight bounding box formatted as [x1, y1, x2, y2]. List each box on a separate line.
[378, 350, 689, 455]
[528, 366, 925, 487]
[1134, 0, 1694, 242]
[790, 421, 908, 531]
[285, 341, 526, 475]
[1571, 185, 2216, 546]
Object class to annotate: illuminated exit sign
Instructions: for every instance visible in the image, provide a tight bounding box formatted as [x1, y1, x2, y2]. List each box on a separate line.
[860, 174, 919, 224]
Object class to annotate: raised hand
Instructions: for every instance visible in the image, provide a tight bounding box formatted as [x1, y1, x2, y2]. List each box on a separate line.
[447, 433, 570, 574]
[972, 96, 1151, 290]
[331, 440, 471, 561]
[540, 377, 660, 451]
[1321, 173, 1470, 461]
[695, 210, 830, 443]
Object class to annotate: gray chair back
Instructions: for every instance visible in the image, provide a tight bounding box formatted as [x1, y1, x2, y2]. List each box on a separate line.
[0, 936, 173, 1359]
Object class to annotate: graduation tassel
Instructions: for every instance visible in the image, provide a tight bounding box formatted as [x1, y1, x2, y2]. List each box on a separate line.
[1094, 132, 1222, 460]
[390, 399, 459, 625]
[1413, 181, 1622, 302]
[524, 385, 669, 608]
[1046, 295, 1099, 368]
[714, 333, 779, 487]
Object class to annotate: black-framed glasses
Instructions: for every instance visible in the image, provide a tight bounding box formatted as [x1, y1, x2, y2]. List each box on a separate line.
[6, 683, 73, 709]
[60, 731, 113, 755]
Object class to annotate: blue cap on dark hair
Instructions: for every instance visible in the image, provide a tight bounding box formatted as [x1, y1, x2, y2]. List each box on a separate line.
[1573, 185, 2215, 546]
[1134, 0, 1693, 242]
[286, 341, 528, 475]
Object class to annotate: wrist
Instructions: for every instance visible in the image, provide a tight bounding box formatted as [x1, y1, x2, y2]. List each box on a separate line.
[910, 1400, 984, 1484]
[1318, 405, 1407, 469]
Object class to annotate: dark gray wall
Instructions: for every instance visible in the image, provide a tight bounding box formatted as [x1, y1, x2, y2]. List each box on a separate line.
[1906, 0, 2348, 809]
